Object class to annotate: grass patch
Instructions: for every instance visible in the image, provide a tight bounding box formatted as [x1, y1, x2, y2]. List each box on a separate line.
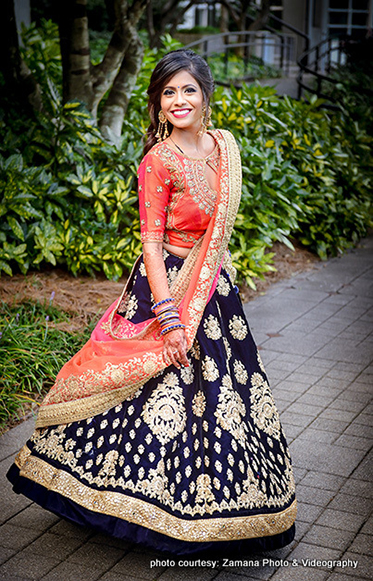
[0, 300, 92, 432]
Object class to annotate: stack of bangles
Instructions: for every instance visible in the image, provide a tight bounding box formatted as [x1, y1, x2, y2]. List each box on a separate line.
[151, 297, 185, 336]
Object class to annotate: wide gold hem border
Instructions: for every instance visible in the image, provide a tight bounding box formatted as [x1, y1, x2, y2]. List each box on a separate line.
[16, 446, 297, 543]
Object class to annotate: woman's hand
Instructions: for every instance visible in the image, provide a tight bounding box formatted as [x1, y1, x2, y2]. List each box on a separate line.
[163, 328, 189, 369]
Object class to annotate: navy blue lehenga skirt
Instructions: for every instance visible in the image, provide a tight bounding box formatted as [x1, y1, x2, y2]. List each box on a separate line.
[7, 251, 296, 556]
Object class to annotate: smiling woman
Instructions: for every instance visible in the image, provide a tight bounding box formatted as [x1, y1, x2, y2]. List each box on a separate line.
[7, 49, 297, 557]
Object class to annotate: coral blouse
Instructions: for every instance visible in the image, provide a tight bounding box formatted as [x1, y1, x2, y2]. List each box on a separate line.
[138, 132, 220, 248]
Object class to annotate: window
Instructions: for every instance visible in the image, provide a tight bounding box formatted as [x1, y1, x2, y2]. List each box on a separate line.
[328, 0, 370, 37]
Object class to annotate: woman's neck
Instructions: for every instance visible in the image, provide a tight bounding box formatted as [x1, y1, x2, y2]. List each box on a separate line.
[170, 128, 212, 157]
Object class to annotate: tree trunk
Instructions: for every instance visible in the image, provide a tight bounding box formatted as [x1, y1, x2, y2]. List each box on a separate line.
[146, 1, 156, 49]
[0, 0, 42, 113]
[99, 31, 144, 141]
[248, 0, 271, 31]
[58, 0, 94, 109]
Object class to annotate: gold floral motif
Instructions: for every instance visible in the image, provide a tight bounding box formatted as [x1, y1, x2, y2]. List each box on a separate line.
[142, 372, 186, 446]
[190, 340, 200, 361]
[217, 275, 230, 297]
[201, 355, 220, 382]
[203, 314, 222, 340]
[250, 372, 281, 440]
[167, 265, 179, 287]
[192, 391, 206, 417]
[233, 359, 248, 385]
[180, 364, 194, 385]
[229, 315, 248, 341]
[215, 374, 248, 448]
[195, 474, 215, 504]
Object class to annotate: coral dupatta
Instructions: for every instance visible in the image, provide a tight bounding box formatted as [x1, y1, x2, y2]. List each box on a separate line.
[36, 130, 242, 428]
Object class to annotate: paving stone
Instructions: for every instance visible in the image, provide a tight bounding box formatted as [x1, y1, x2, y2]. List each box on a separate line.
[7, 505, 60, 531]
[307, 418, 351, 434]
[327, 399, 367, 414]
[284, 402, 324, 417]
[270, 566, 329, 580]
[287, 542, 342, 569]
[339, 553, 371, 579]
[21, 532, 83, 560]
[67, 543, 123, 572]
[0, 551, 60, 580]
[316, 509, 366, 532]
[348, 533, 373, 556]
[295, 485, 336, 507]
[332, 389, 372, 404]
[281, 424, 306, 442]
[110, 550, 168, 580]
[154, 565, 220, 581]
[212, 573, 260, 581]
[293, 468, 308, 485]
[333, 434, 373, 452]
[0, 523, 42, 550]
[316, 409, 357, 423]
[350, 452, 373, 481]
[289, 441, 366, 477]
[353, 413, 372, 426]
[343, 423, 372, 438]
[302, 525, 355, 551]
[293, 520, 312, 543]
[280, 412, 314, 429]
[296, 428, 336, 445]
[327, 573, 368, 581]
[99, 573, 148, 581]
[99, 573, 150, 581]
[296, 503, 324, 524]
[0, 494, 33, 525]
[275, 380, 314, 393]
[48, 519, 93, 540]
[360, 515, 373, 535]
[0, 545, 17, 565]
[294, 392, 337, 408]
[298, 472, 346, 492]
[88, 532, 133, 550]
[339, 478, 373, 499]
[40, 561, 104, 581]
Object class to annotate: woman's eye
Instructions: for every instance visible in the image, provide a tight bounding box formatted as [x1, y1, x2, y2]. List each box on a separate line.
[185, 88, 196, 93]
[163, 89, 174, 96]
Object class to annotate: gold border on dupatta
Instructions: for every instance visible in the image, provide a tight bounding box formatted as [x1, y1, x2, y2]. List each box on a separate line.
[15, 446, 297, 542]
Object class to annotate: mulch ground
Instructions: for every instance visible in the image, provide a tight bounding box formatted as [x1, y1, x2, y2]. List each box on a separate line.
[0, 240, 319, 332]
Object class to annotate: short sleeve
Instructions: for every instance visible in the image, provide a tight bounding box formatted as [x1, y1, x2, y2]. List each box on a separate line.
[138, 151, 171, 243]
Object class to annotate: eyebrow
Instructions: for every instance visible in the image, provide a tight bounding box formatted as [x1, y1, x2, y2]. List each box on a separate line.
[163, 83, 197, 90]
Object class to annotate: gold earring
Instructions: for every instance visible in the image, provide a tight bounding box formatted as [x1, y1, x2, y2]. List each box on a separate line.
[198, 105, 212, 136]
[155, 110, 169, 142]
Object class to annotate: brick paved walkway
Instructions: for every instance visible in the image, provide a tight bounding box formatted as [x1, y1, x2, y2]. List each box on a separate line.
[1, 237, 372, 581]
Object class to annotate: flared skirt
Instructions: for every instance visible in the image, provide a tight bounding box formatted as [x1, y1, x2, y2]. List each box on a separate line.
[7, 251, 296, 555]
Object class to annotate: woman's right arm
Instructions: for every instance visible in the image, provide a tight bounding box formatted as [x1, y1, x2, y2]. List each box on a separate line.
[138, 153, 188, 368]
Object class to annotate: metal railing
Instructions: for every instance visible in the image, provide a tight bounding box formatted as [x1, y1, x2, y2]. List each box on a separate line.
[184, 30, 296, 86]
[297, 37, 347, 101]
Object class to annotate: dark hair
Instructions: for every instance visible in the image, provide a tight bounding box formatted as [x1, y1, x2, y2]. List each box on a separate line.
[143, 49, 215, 155]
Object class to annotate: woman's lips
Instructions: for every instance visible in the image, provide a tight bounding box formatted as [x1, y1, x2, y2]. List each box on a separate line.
[171, 109, 192, 118]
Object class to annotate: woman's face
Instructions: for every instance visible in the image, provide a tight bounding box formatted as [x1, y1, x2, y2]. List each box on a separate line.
[160, 70, 204, 132]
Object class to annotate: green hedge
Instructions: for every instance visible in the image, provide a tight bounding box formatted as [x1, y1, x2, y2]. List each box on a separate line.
[0, 22, 372, 287]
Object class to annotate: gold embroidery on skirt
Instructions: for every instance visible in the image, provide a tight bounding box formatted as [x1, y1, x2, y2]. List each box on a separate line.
[15, 447, 297, 542]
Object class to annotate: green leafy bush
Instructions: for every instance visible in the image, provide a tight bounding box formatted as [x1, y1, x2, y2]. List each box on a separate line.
[212, 84, 372, 281]
[0, 22, 372, 287]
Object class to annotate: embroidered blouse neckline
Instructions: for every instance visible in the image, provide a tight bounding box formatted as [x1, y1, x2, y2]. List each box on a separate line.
[162, 131, 218, 162]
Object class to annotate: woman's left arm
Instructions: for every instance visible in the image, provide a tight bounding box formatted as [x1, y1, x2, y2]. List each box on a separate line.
[143, 241, 189, 369]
